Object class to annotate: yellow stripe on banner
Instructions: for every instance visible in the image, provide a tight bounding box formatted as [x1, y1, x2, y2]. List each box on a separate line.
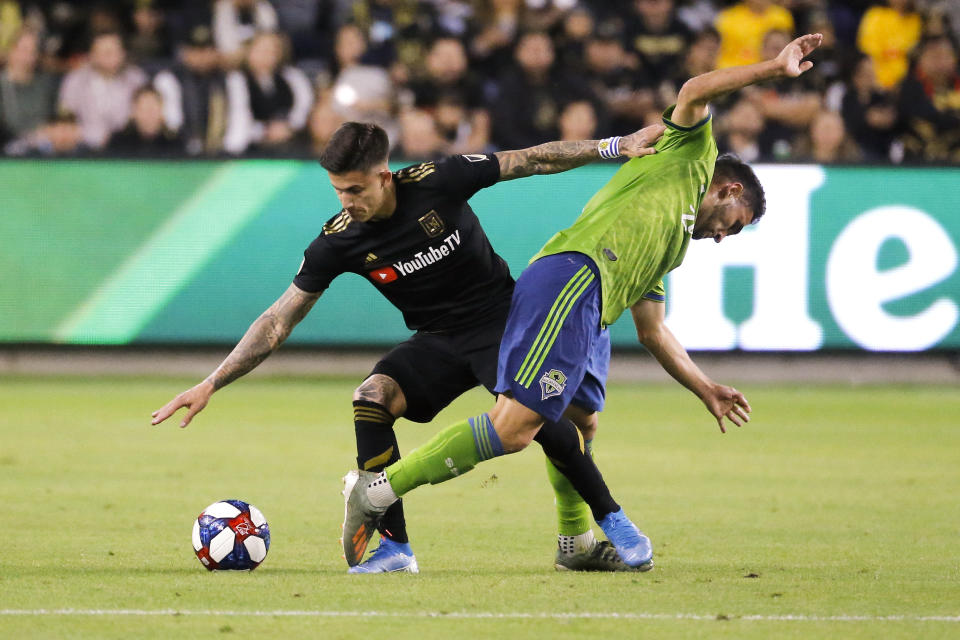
[53, 162, 302, 344]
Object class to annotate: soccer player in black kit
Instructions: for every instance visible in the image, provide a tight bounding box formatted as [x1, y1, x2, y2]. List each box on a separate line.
[152, 121, 663, 573]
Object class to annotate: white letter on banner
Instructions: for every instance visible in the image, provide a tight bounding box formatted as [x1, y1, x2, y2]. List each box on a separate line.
[826, 206, 958, 351]
[665, 165, 825, 350]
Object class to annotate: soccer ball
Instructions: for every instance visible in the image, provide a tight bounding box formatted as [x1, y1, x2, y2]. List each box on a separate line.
[191, 500, 270, 571]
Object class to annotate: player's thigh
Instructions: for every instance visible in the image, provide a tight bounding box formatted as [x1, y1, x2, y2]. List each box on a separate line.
[371, 332, 479, 423]
[567, 327, 610, 439]
[495, 253, 603, 424]
[456, 307, 510, 396]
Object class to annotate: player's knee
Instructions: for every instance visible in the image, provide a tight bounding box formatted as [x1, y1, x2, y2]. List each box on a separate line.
[564, 406, 599, 441]
[534, 418, 586, 459]
[489, 396, 543, 453]
[498, 427, 537, 453]
[578, 417, 598, 441]
[353, 374, 406, 417]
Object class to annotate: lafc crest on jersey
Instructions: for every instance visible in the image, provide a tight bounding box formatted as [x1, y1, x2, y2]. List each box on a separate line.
[418, 210, 445, 238]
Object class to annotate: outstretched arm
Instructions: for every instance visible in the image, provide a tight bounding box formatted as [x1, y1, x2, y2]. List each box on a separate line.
[151, 283, 321, 427]
[672, 33, 823, 127]
[494, 122, 665, 181]
[630, 298, 750, 433]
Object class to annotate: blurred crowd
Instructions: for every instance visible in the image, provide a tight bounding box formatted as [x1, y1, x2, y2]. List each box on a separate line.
[0, 0, 958, 163]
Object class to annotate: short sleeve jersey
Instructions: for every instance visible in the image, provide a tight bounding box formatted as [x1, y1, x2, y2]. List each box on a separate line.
[532, 106, 718, 327]
[294, 154, 514, 333]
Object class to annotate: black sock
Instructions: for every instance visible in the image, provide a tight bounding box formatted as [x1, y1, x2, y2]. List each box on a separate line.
[354, 400, 408, 544]
[534, 417, 619, 521]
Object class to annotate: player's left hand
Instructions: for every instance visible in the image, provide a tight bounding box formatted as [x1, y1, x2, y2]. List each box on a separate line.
[620, 123, 666, 158]
[775, 33, 823, 78]
[701, 383, 751, 433]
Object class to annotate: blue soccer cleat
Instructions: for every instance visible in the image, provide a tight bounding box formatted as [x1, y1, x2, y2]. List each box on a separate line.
[348, 537, 419, 574]
[597, 508, 654, 570]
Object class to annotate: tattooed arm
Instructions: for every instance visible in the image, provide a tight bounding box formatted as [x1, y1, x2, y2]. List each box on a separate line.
[494, 123, 665, 181]
[151, 283, 321, 428]
[205, 284, 320, 390]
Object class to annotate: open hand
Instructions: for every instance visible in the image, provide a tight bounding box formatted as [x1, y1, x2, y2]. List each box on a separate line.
[775, 33, 823, 78]
[151, 380, 214, 428]
[620, 123, 666, 158]
[701, 383, 751, 433]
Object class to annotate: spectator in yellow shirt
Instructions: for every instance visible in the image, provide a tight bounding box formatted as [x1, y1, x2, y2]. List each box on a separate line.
[715, 0, 794, 69]
[857, 0, 922, 89]
[0, 0, 23, 62]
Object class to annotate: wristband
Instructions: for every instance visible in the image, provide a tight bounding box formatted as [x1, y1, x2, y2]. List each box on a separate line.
[598, 136, 621, 159]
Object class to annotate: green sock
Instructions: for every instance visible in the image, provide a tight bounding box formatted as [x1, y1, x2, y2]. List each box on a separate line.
[386, 415, 503, 496]
[545, 438, 594, 536]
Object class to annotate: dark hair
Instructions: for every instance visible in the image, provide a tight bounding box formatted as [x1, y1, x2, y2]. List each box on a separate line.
[843, 51, 872, 83]
[714, 153, 766, 222]
[51, 110, 78, 125]
[693, 26, 720, 44]
[918, 33, 958, 55]
[133, 85, 162, 102]
[89, 29, 125, 50]
[436, 90, 466, 109]
[319, 122, 390, 173]
[517, 29, 553, 49]
[429, 34, 465, 52]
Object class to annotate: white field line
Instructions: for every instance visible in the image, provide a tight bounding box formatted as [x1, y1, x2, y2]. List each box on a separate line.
[0, 610, 958, 622]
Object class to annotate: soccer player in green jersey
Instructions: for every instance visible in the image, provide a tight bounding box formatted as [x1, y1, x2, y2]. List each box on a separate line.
[342, 33, 825, 568]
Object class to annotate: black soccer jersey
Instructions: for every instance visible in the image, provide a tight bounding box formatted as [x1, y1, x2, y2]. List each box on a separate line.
[294, 153, 515, 333]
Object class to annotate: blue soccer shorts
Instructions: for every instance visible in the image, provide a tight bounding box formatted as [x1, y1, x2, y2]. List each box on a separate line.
[495, 252, 610, 423]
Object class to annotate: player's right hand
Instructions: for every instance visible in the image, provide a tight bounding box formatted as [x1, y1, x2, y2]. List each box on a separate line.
[620, 123, 666, 158]
[701, 383, 751, 434]
[774, 33, 823, 78]
[151, 380, 215, 428]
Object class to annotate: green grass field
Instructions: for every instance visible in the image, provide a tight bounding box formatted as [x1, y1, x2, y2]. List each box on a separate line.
[1, 375, 958, 639]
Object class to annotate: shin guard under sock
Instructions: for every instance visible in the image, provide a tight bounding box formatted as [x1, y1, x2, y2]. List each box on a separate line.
[386, 413, 504, 496]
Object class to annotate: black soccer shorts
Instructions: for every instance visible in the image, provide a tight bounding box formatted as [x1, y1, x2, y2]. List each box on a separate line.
[369, 312, 508, 423]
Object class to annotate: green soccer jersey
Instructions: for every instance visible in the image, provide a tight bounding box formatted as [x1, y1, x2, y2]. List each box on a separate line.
[532, 106, 718, 327]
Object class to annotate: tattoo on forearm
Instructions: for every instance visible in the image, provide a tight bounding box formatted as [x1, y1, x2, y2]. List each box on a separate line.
[495, 140, 597, 181]
[207, 286, 319, 390]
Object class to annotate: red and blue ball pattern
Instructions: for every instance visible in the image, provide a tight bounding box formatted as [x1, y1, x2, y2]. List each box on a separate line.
[192, 500, 270, 571]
